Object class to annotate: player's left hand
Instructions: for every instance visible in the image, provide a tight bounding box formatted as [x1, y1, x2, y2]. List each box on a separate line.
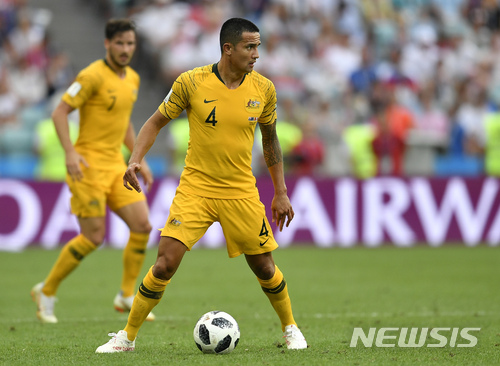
[123, 162, 143, 193]
[271, 192, 294, 232]
[138, 160, 154, 192]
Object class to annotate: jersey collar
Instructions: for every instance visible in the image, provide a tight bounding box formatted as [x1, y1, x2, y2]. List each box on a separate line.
[212, 63, 247, 86]
[103, 58, 126, 76]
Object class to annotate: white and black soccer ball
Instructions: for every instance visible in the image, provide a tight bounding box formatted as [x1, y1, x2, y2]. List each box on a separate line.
[193, 310, 240, 354]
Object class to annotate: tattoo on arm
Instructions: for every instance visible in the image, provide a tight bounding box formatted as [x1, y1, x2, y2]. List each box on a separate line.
[260, 121, 283, 167]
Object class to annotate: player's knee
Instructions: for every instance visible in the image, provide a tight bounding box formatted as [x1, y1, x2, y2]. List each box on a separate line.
[246, 253, 276, 280]
[255, 263, 275, 280]
[138, 221, 152, 234]
[129, 219, 152, 234]
[152, 256, 177, 280]
[84, 232, 105, 246]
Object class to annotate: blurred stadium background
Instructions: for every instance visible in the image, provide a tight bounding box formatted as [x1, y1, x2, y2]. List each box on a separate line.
[1, 0, 500, 250]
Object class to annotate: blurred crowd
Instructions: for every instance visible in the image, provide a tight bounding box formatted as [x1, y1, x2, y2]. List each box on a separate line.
[0, 0, 75, 179]
[2, 0, 500, 180]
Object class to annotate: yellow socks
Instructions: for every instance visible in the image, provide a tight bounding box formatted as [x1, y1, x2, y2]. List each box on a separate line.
[258, 265, 297, 332]
[124, 266, 169, 341]
[42, 234, 96, 296]
[121, 232, 150, 297]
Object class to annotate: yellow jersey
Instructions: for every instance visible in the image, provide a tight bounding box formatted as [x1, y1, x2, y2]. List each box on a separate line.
[159, 63, 277, 198]
[62, 59, 140, 170]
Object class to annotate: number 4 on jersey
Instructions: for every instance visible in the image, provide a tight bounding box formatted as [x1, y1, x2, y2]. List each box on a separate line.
[205, 107, 217, 126]
[259, 219, 269, 237]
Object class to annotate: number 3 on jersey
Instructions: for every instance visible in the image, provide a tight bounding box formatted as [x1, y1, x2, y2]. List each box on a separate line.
[205, 107, 217, 126]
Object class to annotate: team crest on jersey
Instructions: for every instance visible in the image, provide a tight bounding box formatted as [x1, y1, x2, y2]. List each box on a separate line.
[246, 98, 261, 109]
[169, 218, 181, 227]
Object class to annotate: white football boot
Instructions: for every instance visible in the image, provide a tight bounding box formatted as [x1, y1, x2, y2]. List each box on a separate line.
[113, 292, 156, 321]
[31, 282, 58, 324]
[95, 330, 135, 353]
[283, 324, 307, 349]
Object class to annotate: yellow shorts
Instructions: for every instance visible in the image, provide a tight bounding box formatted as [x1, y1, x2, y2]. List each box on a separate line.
[160, 191, 278, 258]
[66, 164, 146, 218]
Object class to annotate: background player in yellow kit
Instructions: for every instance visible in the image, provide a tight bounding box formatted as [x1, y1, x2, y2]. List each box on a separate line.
[31, 19, 155, 323]
[96, 17, 307, 352]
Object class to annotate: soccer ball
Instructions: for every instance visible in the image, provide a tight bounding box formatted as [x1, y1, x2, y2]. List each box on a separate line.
[193, 310, 240, 354]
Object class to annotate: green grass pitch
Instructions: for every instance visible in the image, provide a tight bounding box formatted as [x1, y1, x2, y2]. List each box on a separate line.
[0, 245, 498, 365]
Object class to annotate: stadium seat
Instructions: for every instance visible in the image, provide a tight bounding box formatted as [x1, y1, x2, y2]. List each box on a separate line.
[0, 154, 39, 179]
[434, 155, 483, 176]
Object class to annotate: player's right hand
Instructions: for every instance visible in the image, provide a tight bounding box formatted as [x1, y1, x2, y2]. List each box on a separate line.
[138, 160, 154, 193]
[65, 150, 88, 181]
[123, 162, 143, 193]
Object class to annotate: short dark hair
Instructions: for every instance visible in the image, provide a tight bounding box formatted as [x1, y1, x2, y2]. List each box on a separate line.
[105, 18, 136, 40]
[219, 18, 259, 53]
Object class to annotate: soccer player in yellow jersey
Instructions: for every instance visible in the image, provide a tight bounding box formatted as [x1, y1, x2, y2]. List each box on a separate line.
[31, 19, 155, 323]
[96, 17, 307, 352]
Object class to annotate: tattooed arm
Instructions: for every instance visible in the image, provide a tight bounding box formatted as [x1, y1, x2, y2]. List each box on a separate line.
[260, 121, 294, 231]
